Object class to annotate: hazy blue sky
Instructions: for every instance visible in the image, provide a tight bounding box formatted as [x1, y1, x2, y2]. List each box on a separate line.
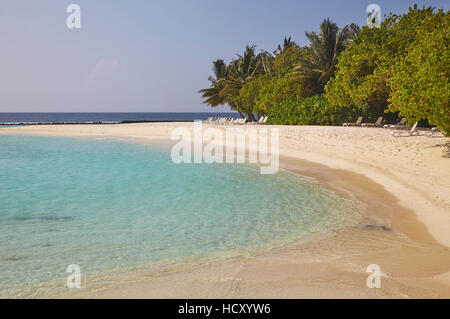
[0, 0, 448, 112]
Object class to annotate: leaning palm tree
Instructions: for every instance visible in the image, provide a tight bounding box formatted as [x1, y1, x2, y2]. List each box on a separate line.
[199, 45, 268, 121]
[198, 59, 228, 106]
[290, 19, 359, 95]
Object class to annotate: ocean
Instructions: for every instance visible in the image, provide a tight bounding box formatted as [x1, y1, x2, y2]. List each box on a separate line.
[0, 112, 239, 125]
[0, 134, 361, 297]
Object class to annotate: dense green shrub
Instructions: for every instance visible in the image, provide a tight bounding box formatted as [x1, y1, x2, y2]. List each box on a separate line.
[387, 9, 449, 135]
[266, 95, 375, 126]
[326, 6, 449, 133]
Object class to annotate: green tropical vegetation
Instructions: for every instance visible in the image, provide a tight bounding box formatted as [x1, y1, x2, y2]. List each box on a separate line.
[267, 95, 371, 126]
[199, 5, 449, 135]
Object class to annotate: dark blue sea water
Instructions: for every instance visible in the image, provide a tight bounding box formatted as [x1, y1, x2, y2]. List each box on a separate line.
[0, 112, 239, 125]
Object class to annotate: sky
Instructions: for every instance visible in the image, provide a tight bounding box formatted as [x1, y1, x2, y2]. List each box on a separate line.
[0, 0, 448, 113]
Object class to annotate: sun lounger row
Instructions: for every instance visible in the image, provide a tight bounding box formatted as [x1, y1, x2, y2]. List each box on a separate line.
[343, 116, 363, 127]
[392, 122, 445, 137]
[383, 118, 407, 129]
[343, 117, 408, 129]
[392, 122, 421, 136]
[205, 117, 231, 124]
[361, 117, 383, 127]
[231, 118, 247, 124]
[343, 116, 384, 127]
[205, 117, 246, 124]
[205, 116, 268, 125]
[250, 116, 268, 124]
[341, 116, 445, 137]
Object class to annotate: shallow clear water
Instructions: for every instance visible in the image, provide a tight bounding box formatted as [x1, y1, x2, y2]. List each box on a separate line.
[0, 135, 360, 296]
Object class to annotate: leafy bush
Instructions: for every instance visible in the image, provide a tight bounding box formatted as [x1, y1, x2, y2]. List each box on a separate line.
[234, 74, 304, 116]
[266, 95, 375, 126]
[326, 6, 449, 134]
[387, 9, 449, 135]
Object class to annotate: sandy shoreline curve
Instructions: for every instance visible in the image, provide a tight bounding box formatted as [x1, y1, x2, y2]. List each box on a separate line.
[1, 122, 449, 298]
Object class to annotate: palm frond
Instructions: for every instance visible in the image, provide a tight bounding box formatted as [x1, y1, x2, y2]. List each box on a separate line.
[290, 18, 360, 94]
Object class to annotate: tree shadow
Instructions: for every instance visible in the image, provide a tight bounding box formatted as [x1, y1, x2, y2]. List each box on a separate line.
[444, 142, 450, 158]
[430, 141, 450, 158]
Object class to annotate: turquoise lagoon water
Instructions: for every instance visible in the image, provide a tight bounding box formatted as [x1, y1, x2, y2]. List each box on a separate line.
[0, 135, 360, 297]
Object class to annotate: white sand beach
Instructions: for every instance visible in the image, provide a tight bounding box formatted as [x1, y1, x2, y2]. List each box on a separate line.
[1, 123, 449, 298]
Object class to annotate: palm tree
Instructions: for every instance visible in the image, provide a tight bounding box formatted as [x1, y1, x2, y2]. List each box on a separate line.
[290, 19, 359, 94]
[275, 36, 295, 54]
[199, 45, 268, 121]
[259, 50, 274, 75]
[198, 59, 228, 106]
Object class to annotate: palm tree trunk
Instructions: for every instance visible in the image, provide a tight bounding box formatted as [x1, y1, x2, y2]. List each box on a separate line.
[247, 113, 257, 122]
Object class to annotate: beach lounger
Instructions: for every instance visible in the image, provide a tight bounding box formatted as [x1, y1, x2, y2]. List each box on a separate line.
[392, 122, 423, 137]
[393, 118, 410, 130]
[220, 117, 230, 125]
[254, 116, 268, 124]
[343, 117, 363, 127]
[248, 116, 265, 124]
[384, 118, 406, 129]
[224, 117, 234, 124]
[218, 117, 227, 124]
[361, 117, 383, 127]
[425, 127, 446, 138]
